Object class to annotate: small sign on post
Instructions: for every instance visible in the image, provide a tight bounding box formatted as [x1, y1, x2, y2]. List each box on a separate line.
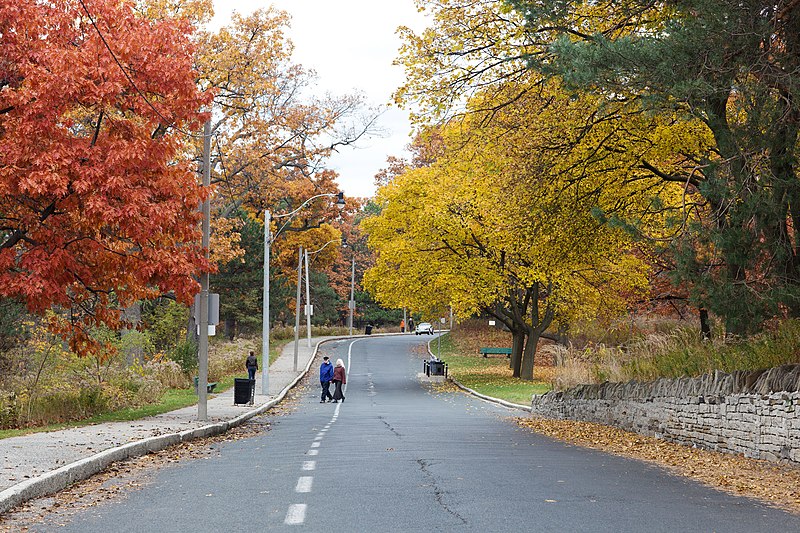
[194, 293, 220, 336]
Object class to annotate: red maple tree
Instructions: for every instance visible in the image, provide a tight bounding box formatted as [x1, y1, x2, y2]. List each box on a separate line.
[0, 0, 212, 352]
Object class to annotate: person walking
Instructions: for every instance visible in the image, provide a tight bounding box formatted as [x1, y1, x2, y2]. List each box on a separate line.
[245, 350, 258, 380]
[332, 358, 346, 403]
[400, 318, 405, 333]
[320, 356, 334, 403]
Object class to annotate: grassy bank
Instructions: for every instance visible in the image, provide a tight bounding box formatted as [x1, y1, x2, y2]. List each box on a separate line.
[0, 387, 200, 440]
[549, 318, 800, 389]
[0, 336, 293, 440]
[435, 329, 552, 405]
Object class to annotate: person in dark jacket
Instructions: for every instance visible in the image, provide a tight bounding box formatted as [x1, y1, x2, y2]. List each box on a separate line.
[245, 350, 258, 380]
[332, 358, 346, 403]
[319, 356, 334, 403]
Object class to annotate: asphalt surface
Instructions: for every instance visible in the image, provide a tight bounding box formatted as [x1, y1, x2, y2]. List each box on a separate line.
[0, 334, 345, 514]
[19, 335, 800, 532]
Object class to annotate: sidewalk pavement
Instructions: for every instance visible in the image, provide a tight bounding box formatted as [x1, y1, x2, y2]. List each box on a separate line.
[0, 335, 344, 514]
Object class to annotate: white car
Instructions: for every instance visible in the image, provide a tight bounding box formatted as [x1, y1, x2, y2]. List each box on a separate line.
[415, 322, 434, 335]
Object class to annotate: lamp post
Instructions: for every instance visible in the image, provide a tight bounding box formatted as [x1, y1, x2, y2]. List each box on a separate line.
[293, 246, 303, 372]
[349, 254, 355, 336]
[341, 237, 356, 335]
[303, 239, 341, 348]
[198, 120, 211, 421]
[261, 192, 344, 396]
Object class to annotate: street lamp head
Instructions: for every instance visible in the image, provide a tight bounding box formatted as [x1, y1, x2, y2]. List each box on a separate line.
[336, 191, 345, 208]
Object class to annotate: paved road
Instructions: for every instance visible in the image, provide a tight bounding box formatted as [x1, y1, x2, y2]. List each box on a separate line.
[36, 335, 800, 532]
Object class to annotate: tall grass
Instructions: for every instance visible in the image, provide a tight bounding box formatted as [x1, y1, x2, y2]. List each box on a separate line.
[550, 319, 800, 389]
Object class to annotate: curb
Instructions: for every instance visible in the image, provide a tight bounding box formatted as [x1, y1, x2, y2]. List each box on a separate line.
[425, 335, 531, 413]
[0, 337, 338, 515]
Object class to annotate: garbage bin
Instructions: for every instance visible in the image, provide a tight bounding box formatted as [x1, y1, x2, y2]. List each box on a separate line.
[234, 378, 255, 405]
[428, 360, 446, 376]
[365, 324, 373, 335]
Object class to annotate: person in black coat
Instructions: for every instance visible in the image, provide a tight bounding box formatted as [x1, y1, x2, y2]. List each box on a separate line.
[332, 358, 346, 403]
[245, 350, 258, 380]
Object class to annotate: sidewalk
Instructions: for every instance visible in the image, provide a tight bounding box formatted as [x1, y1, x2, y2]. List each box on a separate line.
[0, 335, 342, 514]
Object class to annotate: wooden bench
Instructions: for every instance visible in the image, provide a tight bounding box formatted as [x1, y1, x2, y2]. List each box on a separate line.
[194, 377, 218, 394]
[479, 347, 512, 358]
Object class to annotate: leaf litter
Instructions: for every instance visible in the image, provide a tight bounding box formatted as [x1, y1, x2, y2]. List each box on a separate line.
[516, 415, 800, 514]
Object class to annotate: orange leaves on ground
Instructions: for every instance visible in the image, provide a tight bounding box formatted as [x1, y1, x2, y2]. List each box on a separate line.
[516, 416, 800, 513]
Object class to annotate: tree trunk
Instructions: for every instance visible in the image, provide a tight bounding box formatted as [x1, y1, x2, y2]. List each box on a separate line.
[510, 329, 525, 377]
[699, 307, 711, 340]
[224, 318, 237, 341]
[520, 329, 539, 381]
[121, 302, 142, 366]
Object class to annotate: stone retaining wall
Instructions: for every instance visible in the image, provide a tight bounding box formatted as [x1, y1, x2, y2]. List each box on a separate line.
[530, 364, 800, 463]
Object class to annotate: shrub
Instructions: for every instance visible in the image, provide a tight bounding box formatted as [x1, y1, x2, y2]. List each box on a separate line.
[169, 339, 198, 373]
[0, 390, 20, 429]
[143, 356, 190, 389]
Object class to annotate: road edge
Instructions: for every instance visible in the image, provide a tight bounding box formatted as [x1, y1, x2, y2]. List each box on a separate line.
[0, 336, 343, 515]
[425, 335, 532, 412]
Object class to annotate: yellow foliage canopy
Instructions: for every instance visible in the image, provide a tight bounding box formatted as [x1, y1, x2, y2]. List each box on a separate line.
[366, 77, 711, 330]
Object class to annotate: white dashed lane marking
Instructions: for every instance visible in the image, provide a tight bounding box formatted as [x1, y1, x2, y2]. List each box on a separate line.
[295, 477, 313, 493]
[285, 504, 307, 525]
[283, 341, 356, 527]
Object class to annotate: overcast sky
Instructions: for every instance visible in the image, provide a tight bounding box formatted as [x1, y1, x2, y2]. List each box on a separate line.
[210, 1, 429, 199]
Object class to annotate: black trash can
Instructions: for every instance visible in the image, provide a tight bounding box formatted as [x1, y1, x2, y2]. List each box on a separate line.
[429, 360, 446, 376]
[234, 378, 255, 405]
[365, 324, 373, 335]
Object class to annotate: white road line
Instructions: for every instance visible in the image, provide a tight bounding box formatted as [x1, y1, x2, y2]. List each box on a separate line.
[285, 504, 307, 525]
[346, 340, 358, 395]
[295, 477, 313, 493]
[311, 442, 321, 448]
[308, 449, 319, 456]
[302, 461, 316, 471]
[314, 436, 323, 440]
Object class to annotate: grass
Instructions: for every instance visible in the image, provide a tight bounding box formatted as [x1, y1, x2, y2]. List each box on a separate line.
[436, 331, 552, 405]
[622, 320, 800, 380]
[542, 318, 800, 390]
[0, 388, 199, 440]
[0, 337, 296, 440]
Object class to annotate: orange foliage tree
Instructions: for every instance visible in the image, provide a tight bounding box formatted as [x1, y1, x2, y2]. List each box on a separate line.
[0, 0, 211, 352]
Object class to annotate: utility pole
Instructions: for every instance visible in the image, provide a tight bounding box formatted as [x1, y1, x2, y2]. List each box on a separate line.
[293, 246, 303, 371]
[304, 249, 312, 348]
[348, 254, 355, 336]
[197, 120, 211, 421]
[262, 210, 271, 396]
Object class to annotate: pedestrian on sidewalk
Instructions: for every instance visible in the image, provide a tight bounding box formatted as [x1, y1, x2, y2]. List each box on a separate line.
[320, 356, 334, 403]
[245, 350, 258, 380]
[332, 358, 346, 403]
[400, 318, 405, 333]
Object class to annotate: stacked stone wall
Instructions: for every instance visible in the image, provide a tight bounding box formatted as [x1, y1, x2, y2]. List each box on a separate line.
[530, 364, 800, 463]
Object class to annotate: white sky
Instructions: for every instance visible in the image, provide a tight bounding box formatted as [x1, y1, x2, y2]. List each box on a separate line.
[210, 1, 429, 199]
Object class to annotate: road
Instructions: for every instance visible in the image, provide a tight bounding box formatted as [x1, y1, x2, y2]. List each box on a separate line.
[35, 335, 800, 532]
